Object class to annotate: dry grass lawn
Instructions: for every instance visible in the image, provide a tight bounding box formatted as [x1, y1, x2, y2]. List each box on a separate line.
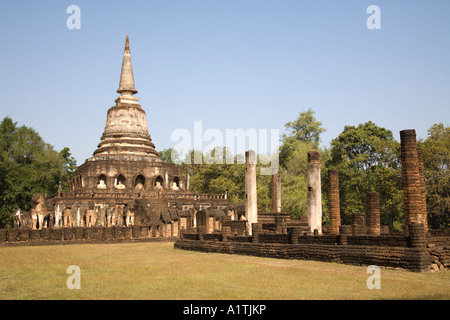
[0, 242, 449, 300]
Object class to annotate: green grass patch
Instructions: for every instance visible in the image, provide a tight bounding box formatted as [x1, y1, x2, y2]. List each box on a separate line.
[0, 242, 449, 300]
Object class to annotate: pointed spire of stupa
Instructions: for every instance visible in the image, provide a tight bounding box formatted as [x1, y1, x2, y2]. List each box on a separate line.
[115, 34, 139, 105]
[93, 34, 160, 159]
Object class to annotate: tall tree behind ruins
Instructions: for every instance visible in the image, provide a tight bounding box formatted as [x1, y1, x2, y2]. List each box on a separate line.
[326, 121, 403, 229]
[279, 109, 329, 220]
[0, 117, 75, 228]
[419, 123, 450, 229]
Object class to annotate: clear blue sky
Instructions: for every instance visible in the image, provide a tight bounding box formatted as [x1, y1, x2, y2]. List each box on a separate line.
[1, 0, 449, 165]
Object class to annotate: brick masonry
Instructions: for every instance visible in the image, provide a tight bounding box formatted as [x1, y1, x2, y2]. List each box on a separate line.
[328, 169, 340, 235]
[367, 192, 381, 236]
[174, 237, 434, 272]
[174, 223, 450, 272]
[400, 129, 426, 235]
[0, 225, 178, 246]
[351, 212, 366, 236]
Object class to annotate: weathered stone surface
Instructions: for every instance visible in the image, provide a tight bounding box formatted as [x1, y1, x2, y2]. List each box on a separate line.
[307, 151, 322, 234]
[245, 150, 257, 235]
[271, 170, 281, 213]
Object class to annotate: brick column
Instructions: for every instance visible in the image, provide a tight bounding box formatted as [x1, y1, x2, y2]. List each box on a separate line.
[351, 212, 366, 235]
[366, 192, 381, 236]
[400, 129, 424, 236]
[408, 222, 426, 248]
[328, 169, 341, 235]
[307, 151, 322, 234]
[416, 147, 428, 232]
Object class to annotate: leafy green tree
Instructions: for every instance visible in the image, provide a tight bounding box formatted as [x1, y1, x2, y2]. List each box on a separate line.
[326, 121, 403, 228]
[256, 163, 273, 213]
[280, 109, 325, 168]
[158, 147, 181, 165]
[278, 109, 327, 219]
[282, 109, 325, 146]
[280, 140, 314, 219]
[420, 123, 449, 229]
[59, 147, 77, 192]
[165, 147, 273, 208]
[0, 117, 74, 228]
[186, 148, 245, 203]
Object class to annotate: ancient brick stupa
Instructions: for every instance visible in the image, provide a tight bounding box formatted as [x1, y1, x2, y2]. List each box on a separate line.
[93, 34, 159, 159]
[40, 35, 229, 234]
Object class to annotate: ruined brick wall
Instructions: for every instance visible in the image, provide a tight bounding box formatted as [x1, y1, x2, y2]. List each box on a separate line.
[255, 233, 408, 246]
[222, 220, 247, 237]
[174, 239, 433, 272]
[428, 246, 450, 271]
[0, 225, 178, 246]
[174, 223, 450, 272]
[428, 228, 450, 246]
[258, 233, 290, 244]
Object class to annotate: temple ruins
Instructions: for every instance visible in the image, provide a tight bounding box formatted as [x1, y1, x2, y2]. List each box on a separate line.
[3, 35, 230, 239]
[175, 129, 450, 272]
[1, 36, 448, 272]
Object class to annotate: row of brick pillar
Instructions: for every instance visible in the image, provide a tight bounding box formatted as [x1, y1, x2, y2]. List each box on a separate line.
[327, 129, 428, 236]
[251, 128, 427, 237]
